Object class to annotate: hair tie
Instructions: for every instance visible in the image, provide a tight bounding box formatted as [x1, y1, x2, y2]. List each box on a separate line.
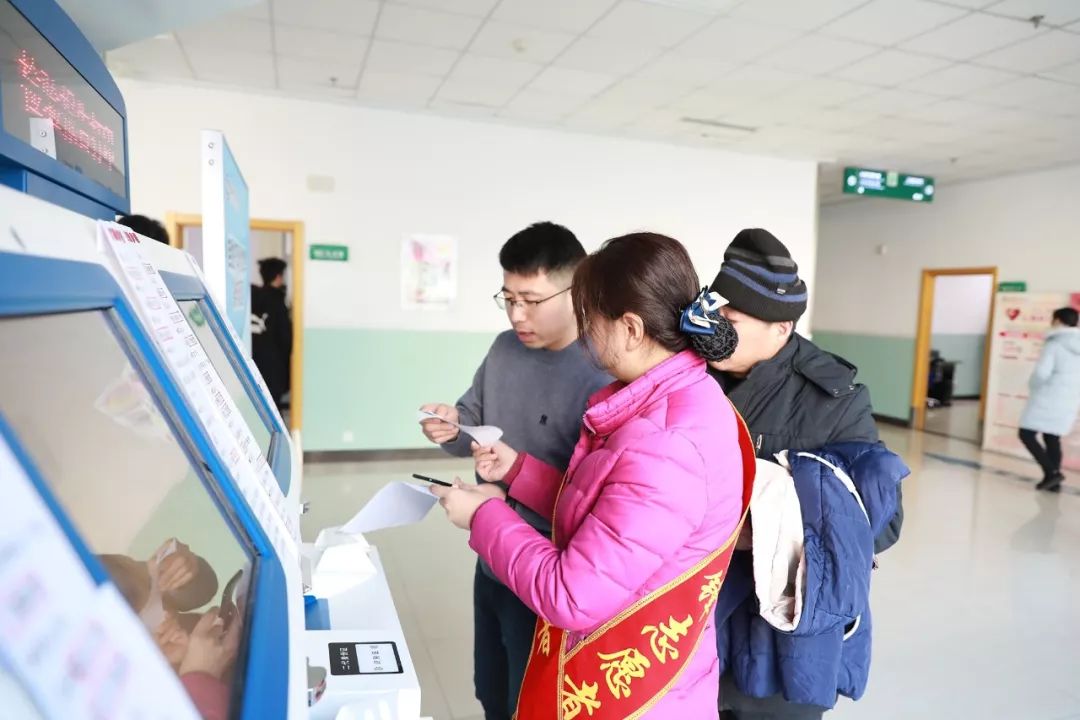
[680, 288, 739, 362]
[680, 288, 723, 336]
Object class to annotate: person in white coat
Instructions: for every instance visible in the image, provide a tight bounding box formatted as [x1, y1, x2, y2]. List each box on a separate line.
[1018, 307, 1080, 492]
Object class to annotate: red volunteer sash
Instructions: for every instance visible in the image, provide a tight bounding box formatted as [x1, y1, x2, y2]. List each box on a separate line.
[515, 410, 756, 720]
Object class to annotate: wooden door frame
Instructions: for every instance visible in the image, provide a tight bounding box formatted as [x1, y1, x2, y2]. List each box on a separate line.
[165, 212, 305, 433]
[911, 266, 998, 432]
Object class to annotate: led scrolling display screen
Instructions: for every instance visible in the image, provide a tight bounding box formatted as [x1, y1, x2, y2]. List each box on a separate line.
[0, 0, 126, 197]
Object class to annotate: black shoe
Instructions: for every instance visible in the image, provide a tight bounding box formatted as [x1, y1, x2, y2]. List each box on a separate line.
[1039, 472, 1065, 492]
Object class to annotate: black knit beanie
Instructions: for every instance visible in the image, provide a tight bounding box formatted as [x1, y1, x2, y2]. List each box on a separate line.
[708, 229, 807, 323]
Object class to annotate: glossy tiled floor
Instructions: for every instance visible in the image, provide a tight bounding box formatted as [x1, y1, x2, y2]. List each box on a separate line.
[924, 399, 983, 444]
[301, 426, 1080, 720]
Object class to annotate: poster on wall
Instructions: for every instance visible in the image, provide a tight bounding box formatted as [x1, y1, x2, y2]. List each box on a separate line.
[401, 233, 457, 309]
[982, 292, 1080, 471]
[199, 129, 252, 353]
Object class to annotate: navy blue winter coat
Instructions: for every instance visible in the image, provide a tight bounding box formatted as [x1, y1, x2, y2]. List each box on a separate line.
[715, 442, 909, 708]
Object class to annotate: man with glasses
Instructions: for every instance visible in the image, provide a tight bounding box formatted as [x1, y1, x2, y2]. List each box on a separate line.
[420, 221, 610, 720]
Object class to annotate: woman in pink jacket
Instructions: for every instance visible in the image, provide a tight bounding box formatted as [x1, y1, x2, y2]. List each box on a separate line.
[433, 233, 754, 720]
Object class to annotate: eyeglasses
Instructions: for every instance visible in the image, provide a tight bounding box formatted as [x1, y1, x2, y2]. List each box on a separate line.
[493, 287, 571, 311]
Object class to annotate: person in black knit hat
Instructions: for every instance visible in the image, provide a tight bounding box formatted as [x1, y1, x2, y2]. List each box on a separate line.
[709, 228, 903, 720]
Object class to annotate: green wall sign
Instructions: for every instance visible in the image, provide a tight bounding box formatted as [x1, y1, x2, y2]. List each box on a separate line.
[310, 244, 349, 262]
[843, 167, 934, 203]
[998, 281, 1027, 292]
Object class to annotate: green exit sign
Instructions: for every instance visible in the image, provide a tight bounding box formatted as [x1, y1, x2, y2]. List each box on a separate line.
[843, 167, 935, 203]
[998, 281, 1027, 292]
[309, 244, 349, 262]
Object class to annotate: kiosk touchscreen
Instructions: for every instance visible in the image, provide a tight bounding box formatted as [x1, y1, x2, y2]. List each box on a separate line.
[0, 256, 290, 720]
[181, 298, 274, 462]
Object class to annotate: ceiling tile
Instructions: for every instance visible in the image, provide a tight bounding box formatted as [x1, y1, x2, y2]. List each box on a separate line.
[387, 0, 499, 17]
[670, 88, 742, 117]
[450, 53, 542, 87]
[899, 13, 1046, 60]
[853, 115, 947, 142]
[560, 111, 631, 133]
[961, 105, 1041, 131]
[235, 1, 270, 20]
[900, 61, 1019, 95]
[1024, 84, 1080, 114]
[428, 97, 498, 118]
[587, 1, 712, 47]
[469, 21, 576, 64]
[675, 17, 801, 62]
[561, 97, 643, 127]
[687, 102, 785, 128]
[964, 74, 1068, 105]
[187, 48, 276, 87]
[974, 29, 1080, 72]
[830, 49, 951, 87]
[898, 98, 993, 122]
[493, 0, 617, 34]
[926, 0, 997, 7]
[793, 107, 890, 132]
[357, 71, 442, 105]
[594, 77, 691, 108]
[273, 0, 379, 34]
[984, 0, 1080, 26]
[668, 67, 802, 114]
[529, 66, 617, 96]
[728, 0, 867, 31]
[436, 78, 518, 106]
[761, 34, 880, 75]
[364, 40, 459, 77]
[632, 54, 734, 89]
[821, 0, 969, 46]
[769, 77, 876, 108]
[847, 87, 940, 114]
[107, 36, 193, 79]
[706, 64, 806, 98]
[376, 4, 483, 49]
[556, 37, 662, 74]
[1043, 59, 1080, 83]
[277, 54, 364, 89]
[274, 25, 368, 62]
[177, 17, 272, 53]
[499, 89, 584, 122]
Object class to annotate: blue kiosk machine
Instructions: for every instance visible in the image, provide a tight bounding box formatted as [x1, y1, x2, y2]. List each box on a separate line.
[0, 1, 422, 718]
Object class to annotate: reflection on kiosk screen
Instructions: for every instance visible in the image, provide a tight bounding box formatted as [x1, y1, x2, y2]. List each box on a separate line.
[0, 310, 255, 716]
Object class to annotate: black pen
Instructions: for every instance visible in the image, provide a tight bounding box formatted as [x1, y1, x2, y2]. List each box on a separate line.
[412, 473, 453, 487]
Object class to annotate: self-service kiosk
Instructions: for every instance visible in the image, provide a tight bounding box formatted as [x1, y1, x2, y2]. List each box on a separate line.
[0, 2, 423, 718]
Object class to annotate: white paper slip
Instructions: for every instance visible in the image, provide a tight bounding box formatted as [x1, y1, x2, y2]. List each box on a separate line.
[416, 410, 503, 446]
[341, 482, 439, 535]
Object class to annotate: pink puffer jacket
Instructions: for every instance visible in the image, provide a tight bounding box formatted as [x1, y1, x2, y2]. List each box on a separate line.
[469, 349, 745, 719]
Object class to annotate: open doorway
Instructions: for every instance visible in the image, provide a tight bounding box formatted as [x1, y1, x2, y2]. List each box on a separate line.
[912, 267, 998, 442]
[165, 213, 305, 433]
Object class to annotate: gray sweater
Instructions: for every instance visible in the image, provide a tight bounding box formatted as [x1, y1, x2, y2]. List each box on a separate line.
[444, 330, 611, 580]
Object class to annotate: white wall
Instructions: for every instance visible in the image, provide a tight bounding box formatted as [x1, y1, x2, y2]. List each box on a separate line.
[814, 163, 1080, 337]
[118, 79, 819, 332]
[931, 274, 994, 335]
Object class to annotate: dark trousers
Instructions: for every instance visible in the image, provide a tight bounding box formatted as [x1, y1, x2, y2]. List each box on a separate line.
[721, 675, 827, 720]
[1019, 428, 1063, 478]
[473, 563, 537, 720]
